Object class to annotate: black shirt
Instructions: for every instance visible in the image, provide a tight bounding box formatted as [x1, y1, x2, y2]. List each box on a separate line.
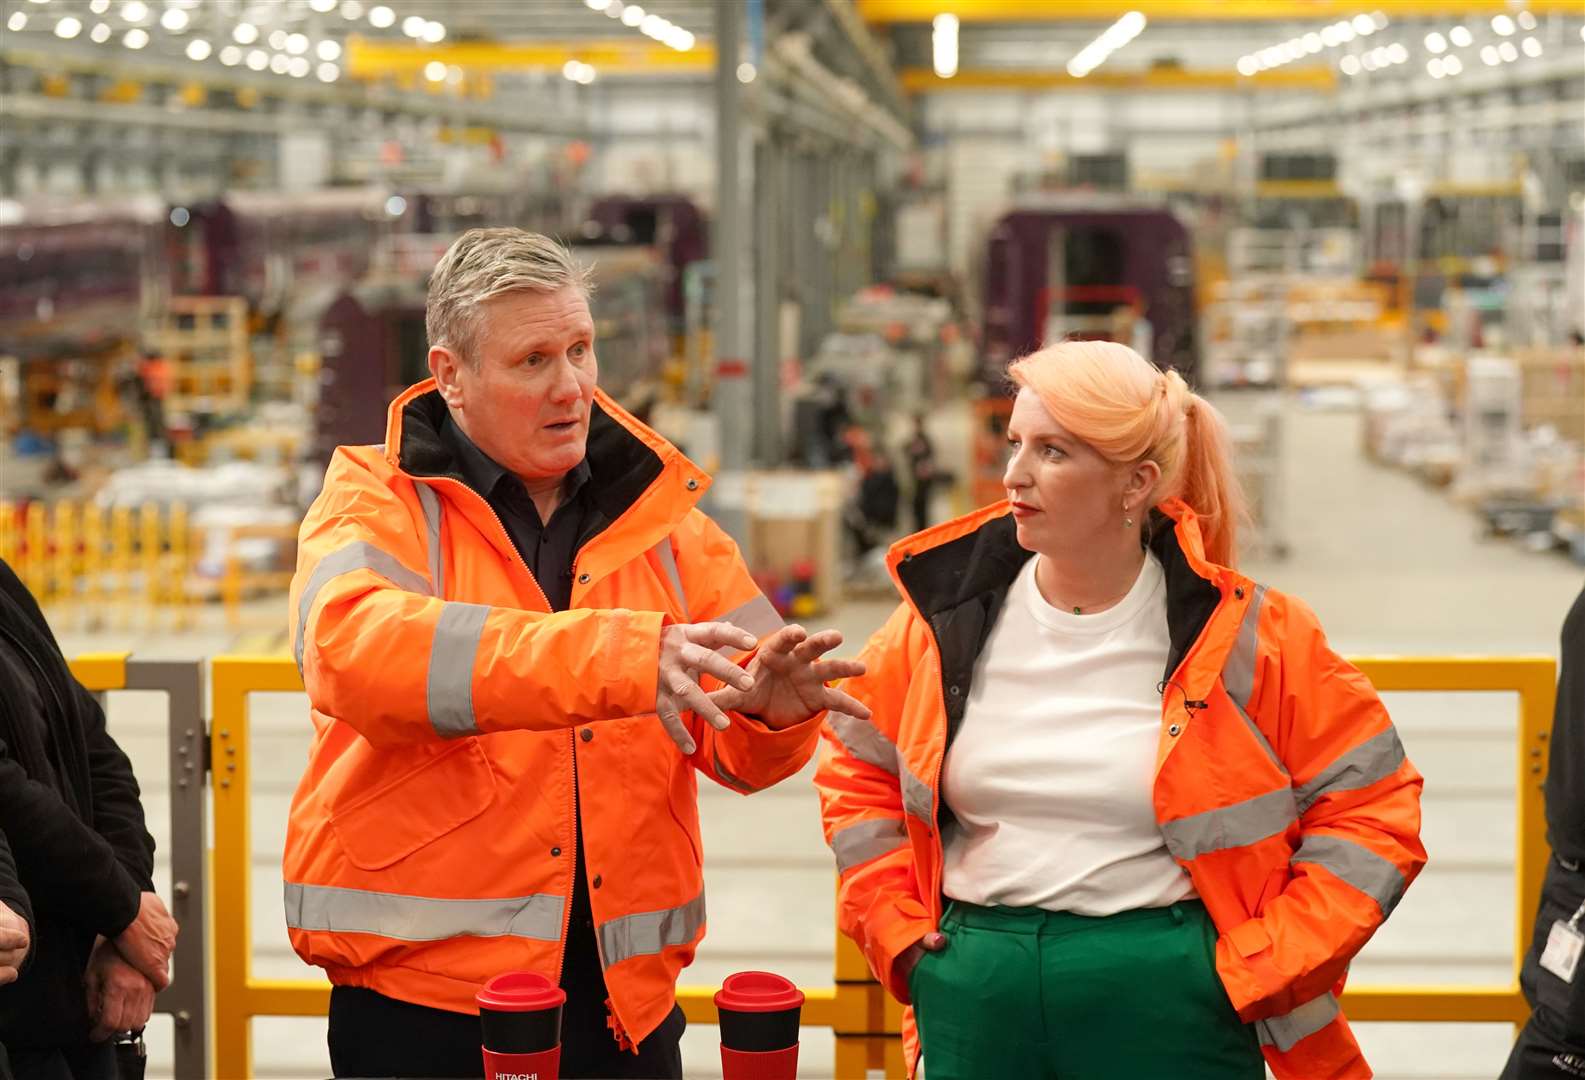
[442, 415, 592, 611]
[1545, 585, 1585, 864]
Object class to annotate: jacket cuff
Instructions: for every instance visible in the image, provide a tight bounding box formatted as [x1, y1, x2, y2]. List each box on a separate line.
[98, 863, 144, 940]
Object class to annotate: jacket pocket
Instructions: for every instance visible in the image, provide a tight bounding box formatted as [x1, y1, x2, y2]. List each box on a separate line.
[665, 746, 704, 867]
[329, 740, 497, 871]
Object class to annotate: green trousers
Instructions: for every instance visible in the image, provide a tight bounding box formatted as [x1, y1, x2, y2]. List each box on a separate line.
[909, 899, 1264, 1080]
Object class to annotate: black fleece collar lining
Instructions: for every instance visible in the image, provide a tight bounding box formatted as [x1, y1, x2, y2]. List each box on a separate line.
[399, 391, 664, 538]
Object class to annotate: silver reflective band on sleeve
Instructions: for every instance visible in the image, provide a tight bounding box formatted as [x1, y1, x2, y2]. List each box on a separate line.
[1256, 992, 1340, 1053]
[598, 891, 706, 967]
[1221, 583, 1267, 711]
[1159, 786, 1298, 862]
[712, 748, 755, 793]
[718, 593, 785, 641]
[295, 541, 432, 670]
[1295, 727, 1407, 815]
[827, 711, 901, 776]
[901, 766, 934, 826]
[651, 536, 689, 621]
[1292, 833, 1407, 916]
[427, 602, 491, 738]
[831, 817, 909, 874]
[283, 881, 564, 942]
[416, 483, 445, 598]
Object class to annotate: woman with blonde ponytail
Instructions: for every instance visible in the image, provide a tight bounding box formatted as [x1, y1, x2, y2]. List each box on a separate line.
[816, 340, 1425, 1080]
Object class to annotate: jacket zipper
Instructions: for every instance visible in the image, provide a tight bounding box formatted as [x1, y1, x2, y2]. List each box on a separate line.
[1154, 587, 1234, 779]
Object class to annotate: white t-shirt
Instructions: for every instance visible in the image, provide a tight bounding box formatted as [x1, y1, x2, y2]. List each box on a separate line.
[940, 551, 1196, 915]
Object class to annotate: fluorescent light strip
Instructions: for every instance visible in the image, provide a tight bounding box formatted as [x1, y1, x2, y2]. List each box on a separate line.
[1067, 10, 1146, 79]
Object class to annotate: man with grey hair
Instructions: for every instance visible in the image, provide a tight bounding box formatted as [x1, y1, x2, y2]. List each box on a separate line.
[284, 227, 868, 1078]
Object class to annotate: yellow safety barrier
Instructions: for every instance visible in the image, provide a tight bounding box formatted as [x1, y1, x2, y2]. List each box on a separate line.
[206, 655, 1555, 1078]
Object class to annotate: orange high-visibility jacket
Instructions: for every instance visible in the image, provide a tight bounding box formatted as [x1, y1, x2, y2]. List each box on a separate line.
[814, 499, 1426, 1079]
[284, 380, 819, 1045]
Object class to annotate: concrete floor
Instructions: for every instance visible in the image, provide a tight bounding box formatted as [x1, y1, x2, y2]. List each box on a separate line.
[50, 397, 1584, 1079]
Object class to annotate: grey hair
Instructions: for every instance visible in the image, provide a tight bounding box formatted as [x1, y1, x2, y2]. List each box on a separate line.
[426, 228, 593, 367]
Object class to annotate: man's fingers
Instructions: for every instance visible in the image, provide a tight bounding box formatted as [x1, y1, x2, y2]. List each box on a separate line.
[809, 658, 866, 682]
[686, 622, 758, 653]
[0, 965, 17, 986]
[657, 703, 697, 756]
[821, 688, 873, 721]
[791, 629, 842, 662]
[676, 681, 731, 732]
[0, 929, 27, 951]
[680, 645, 755, 691]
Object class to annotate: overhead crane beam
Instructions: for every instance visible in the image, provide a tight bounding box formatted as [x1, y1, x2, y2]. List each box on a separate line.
[858, 0, 1585, 22]
[900, 66, 1337, 91]
[344, 37, 715, 78]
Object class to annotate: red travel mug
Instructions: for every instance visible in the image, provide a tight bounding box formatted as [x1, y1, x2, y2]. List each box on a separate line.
[476, 971, 566, 1080]
[715, 971, 804, 1080]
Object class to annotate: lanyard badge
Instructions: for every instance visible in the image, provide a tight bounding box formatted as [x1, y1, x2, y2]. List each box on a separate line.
[1541, 899, 1585, 983]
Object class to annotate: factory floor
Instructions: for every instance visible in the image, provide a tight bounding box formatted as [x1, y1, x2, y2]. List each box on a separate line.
[52, 395, 1581, 1079]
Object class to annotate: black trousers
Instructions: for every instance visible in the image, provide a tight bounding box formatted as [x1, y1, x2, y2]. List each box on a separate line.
[327, 885, 684, 1079]
[1504, 857, 1585, 1079]
[2, 1041, 116, 1080]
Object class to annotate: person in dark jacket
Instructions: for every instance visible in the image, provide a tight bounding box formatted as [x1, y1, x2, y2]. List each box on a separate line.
[0, 555, 178, 1080]
[1504, 583, 1585, 1079]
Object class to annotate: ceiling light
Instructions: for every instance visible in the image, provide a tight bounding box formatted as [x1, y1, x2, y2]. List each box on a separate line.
[736, 60, 755, 83]
[1352, 14, 1374, 35]
[1387, 42, 1407, 64]
[401, 14, 425, 36]
[6, 11, 26, 31]
[368, 5, 394, 29]
[120, 1, 147, 22]
[1067, 10, 1147, 78]
[664, 27, 694, 50]
[640, 14, 668, 37]
[317, 61, 340, 81]
[422, 20, 444, 42]
[604, 2, 623, 16]
[1491, 14, 1515, 36]
[1499, 40, 1518, 61]
[621, 5, 644, 27]
[1449, 26, 1472, 48]
[1371, 11, 1388, 30]
[1335, 21, 1356, 43]
[1424, 32, 1446, 53]
[445, 63, 462, 84]
[219, 44, 241, 64]
[1361, 52, 1379, 70]
[585, 0, 610, 8]
[1580, 25, 1584, 43]
[562, 59, 580, 80]
[246, 48, 267, 69]
[1236, 55, 1257, 76]
[316, 39, 341, 60]
[1427, 57, 1445, 78]
[54, 14, 81, 37]
[1521, 36, 1542, 57]
[233, 23, 258, 44]
[269, 53, 290, 73]
[1442, 54, 1462, 75]
[1480, 44, 1500, 65]
[340, 0, 364, 18]
[577, 64, 596, 84]
[1517, 10, 1537, 31]
[933, 12, 959, 79]
[268, 29, 289, 49]
[122, 26, 149, 47]
[424, 59, 446, 81]
[90, 21, 111, 41]
[385, 195, 406, 217]
[287, 33, 309, 54]
[310, 0, 337, 10]
[1302, 32, 1322, 53]
[185, 38, 211, 60]
[159, 6, 187, 31]
[288, 56, 310, 77]
[89, 0, 109, 12]
[1320, 25, 1341, 47]
[1340, 54, 1361, 75]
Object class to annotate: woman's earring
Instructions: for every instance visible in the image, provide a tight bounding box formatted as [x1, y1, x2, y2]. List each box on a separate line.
[1123, 503, 1134, 529]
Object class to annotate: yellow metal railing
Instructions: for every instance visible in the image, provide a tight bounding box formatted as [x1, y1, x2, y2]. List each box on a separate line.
[205, 655, 1555, 1078]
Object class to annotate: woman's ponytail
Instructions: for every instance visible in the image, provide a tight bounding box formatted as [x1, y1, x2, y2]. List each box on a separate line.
[1173, 386, 1247, 567]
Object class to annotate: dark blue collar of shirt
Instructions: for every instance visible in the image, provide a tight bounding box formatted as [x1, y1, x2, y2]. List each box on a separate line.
[442, 413, 591, 524]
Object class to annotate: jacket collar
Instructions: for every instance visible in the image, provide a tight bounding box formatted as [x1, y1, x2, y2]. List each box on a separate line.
[381, 380, 711, 558]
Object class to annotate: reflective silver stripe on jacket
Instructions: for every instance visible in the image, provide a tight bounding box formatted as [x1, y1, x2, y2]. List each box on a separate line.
[1256, 991, 1341, 1053]
[712, 748, 755, 793]
[1295, 727, 1407, 815]
[901, 766, 934, 826]
[1292, 833, 1407, 916]
[831, 817, 909, 874]
[295, 542, 432, 670]
[719, 593, 785, 641]
[284, 882, 564, 942]
[828, 710, 901, 775]
[416, 482, 445, 597]
[598, 891, 706, 967]
[427, 602, 491, 738]
[1159, 786, 1298, 862]
[651, 537, 689, 621]
[1220, 584, 1284, 773]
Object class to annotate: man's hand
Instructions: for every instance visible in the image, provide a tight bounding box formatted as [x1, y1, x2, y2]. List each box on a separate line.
[112, 891, 177, 991]
[85, 938, 156, 1042]
[707, 625, 871, 730]
[0, 902, 29, 985]
[896, 931, 948, 1005]
[655, 622, 759, 755]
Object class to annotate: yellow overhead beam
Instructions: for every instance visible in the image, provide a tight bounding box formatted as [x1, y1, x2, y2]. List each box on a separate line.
[861, 0, 1585, 21]
[344, 37, 714, 78]
[901, 65, 1337, 90]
